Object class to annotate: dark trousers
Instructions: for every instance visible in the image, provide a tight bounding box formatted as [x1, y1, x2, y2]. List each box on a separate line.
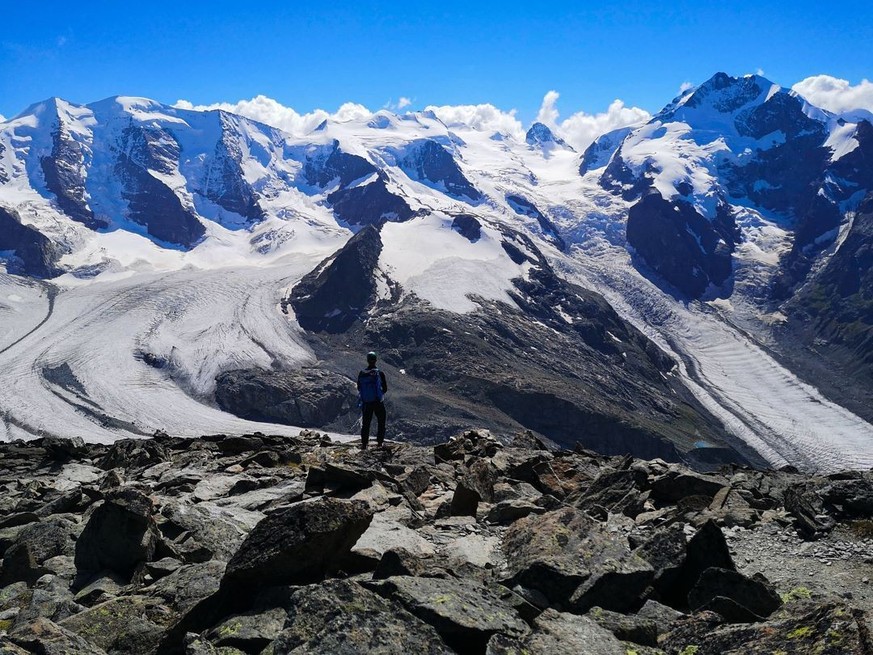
[361, 401, 386, 446]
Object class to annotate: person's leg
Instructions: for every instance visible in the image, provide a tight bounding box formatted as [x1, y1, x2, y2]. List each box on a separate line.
[361, 403, 374, 449]
[375, 401, 386, 446]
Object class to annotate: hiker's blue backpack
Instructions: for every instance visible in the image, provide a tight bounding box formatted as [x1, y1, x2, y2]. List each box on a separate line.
[358, 368, 384, 403]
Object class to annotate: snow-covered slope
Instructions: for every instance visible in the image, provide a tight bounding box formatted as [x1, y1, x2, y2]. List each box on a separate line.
[0, 76, 871, 470]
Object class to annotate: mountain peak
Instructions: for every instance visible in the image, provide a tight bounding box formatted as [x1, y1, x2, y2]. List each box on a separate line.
[525, 122, 568, 148]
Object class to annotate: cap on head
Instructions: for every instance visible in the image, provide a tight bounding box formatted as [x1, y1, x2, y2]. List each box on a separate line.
[366, 351, 377, 363]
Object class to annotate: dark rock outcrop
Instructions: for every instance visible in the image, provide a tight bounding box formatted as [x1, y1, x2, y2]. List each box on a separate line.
[400, 139, 481, 202]
[40, 123, 105, 229]
[505, 194, 566, 250]
[627, 191, 737, 298]
[115, 125, 206, 247]
[287, 225, 383, 333]
[214, 367, 358, 428]
[0, 207, 62, 278]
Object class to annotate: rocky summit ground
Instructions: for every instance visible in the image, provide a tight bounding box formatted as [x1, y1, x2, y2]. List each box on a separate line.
[0, 430, 871, 655]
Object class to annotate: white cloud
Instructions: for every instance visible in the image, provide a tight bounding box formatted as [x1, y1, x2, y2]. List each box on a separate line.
[425, 103, 525, 138]
[792, 75, 873, 114]
[172, 95, 372, 136]
[756, 68, 765, 77]
[397, 97, 412, 109]
[534, 93, 651, 151]
[536, 90, 560, 126]
[679, 81, 695, 94]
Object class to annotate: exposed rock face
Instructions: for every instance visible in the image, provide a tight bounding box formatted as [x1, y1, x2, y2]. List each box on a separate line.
[273, 579, 455, 654]
[40, 124, 104, 229]
[327, 172, 415, 226]
[400, 139, 481, 201]
[287, 225, 383, 333]
[214, 368, 358, 428]
[303, 141, 377, 188]
[450, 213, 482, 242]
[0, 206, 62, 278]
[505, 194, 566, 250]
[199, 115, 265, 222]
[781, 191, 873, 391]
[626, 191, 737, 298]
[525, 122, 570, 149]
[115, 125, 206, 247]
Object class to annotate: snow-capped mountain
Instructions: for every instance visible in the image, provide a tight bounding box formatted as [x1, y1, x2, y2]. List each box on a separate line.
[1, 74, 871, 472]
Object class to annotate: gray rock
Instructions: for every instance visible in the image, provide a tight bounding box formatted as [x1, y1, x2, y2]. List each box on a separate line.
[0, 517, 77, 586]
[366, 575, 529, 653]
[74, 488, 158, 584]
[266, 579, 453, 654]
[206, 607, 286, 651]
[487, 609, 626, 655]
[587, 606, 658, 646]
[158, 501, 248, 563]
[486, 499, 546, 524]
[688, 567, 782, 620]
[9, 617, 107, 655]
[221, 498, 373, 594]
[73, 571, 127, 606]
[144, 560, 226, 613]
[649, 469, 728, 503]
[215, 368, 358, 428]
[503, 506, 653, 612]
[450, 459, 497, 517]
[60, 595, 176, 655]
[15, 574, 84, 626]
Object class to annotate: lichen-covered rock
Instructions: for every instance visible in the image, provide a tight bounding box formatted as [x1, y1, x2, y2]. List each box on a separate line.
[661, 600, 871, 654]
[206, 607, 286, 652]
[0, 518, 77, 586]
[366, 575, 530, 653]
[9, 617, 107, 654]
[502, 506, 653, 612]
[59, 595, 176, 655]
[487, 609, 626, 655]
[265, 579, 454, 654]
[221, 498, 373, 594]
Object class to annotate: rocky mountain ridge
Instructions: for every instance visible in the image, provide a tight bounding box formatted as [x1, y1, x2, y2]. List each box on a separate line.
[0, 430, 870, 654]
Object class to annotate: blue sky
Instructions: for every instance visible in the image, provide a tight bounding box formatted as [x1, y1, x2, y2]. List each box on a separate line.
[2, 0, 872, 122]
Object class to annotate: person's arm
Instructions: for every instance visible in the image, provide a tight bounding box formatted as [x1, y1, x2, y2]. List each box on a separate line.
[380, 370, 387, 394]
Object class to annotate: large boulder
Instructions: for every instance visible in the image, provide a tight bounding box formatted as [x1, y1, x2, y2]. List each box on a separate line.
[450, 459, 497, 517]
[221, 497, 373, 593]
[662, 600, 870, 654]
[59, 595, 176, 655]
[8, 617, 107, 655]
[502, 506, 653, 613]
[0, 518, 77, 586]
[487, 609, 626, 655]
[73, 488, 158, 584]
[214, 368, 358, 428]
[688, 567, 783, 620]
[366, 576, 529, 654]
[266, 579, 454, 654]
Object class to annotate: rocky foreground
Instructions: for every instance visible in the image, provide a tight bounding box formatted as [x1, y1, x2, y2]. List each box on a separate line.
[0, 430, 871, 655]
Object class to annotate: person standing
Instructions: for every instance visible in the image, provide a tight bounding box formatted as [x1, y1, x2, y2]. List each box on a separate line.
[357, 351, 387, 449]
